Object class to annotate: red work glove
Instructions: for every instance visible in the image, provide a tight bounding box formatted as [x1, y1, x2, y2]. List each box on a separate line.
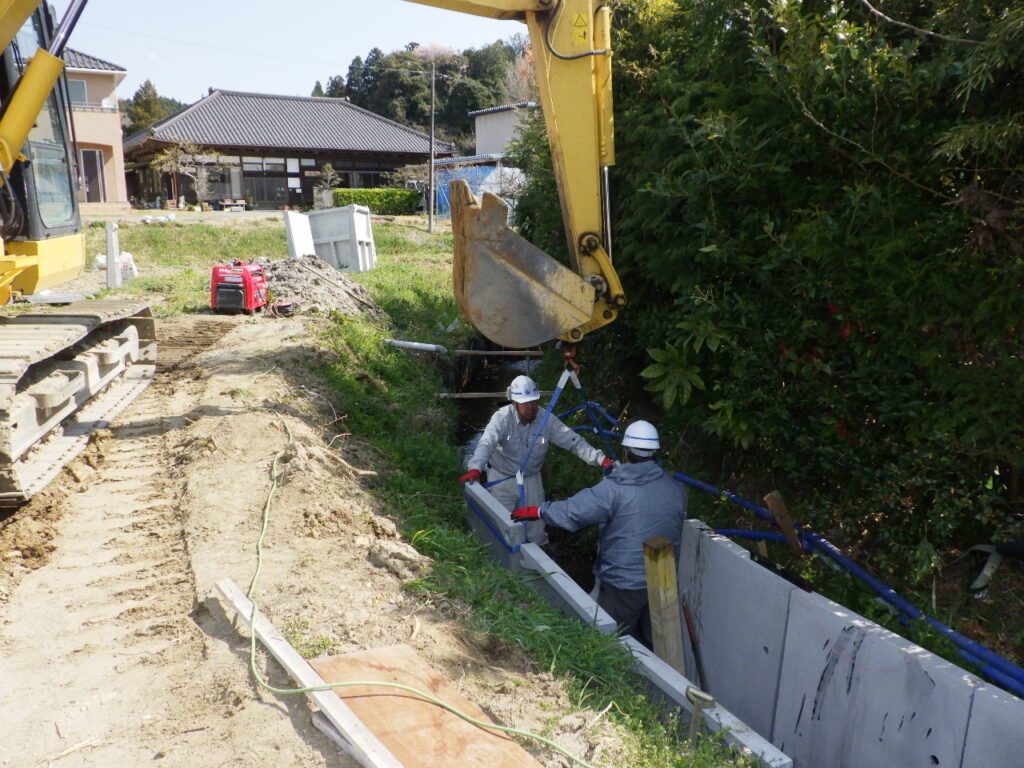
[458, 468, 481, 484]
[512, 506, 540, 522]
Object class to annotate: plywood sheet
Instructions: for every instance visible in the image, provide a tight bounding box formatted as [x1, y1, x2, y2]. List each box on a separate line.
[310, 644, 541, 768]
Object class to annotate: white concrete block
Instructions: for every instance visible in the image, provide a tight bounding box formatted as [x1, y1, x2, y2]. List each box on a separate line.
[283, 210, 315, 259]
[678, 520, 793, 739]
[621, 636, 793, 768]
[307, 204, 376, 272]
[774, 590, 978, 768]
[961, 684, 1024, 768]
[519, 543, 617, 633]
[462, 481, 524, 569]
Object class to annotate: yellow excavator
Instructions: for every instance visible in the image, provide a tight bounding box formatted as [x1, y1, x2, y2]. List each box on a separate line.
[0, 0, 155, 506]
[404, 0, 625, 349]
[0, 0, 607, 503]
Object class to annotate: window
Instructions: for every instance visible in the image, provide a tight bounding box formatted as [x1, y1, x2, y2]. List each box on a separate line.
[67, 79, 87, 106]
[16, 16, 75, 229]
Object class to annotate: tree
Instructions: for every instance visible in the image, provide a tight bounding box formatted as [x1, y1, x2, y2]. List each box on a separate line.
[123, 80, 178, 135]
[151, 141, 223, 207]
[311, 80, 325, 97]
[317, 162, 340, 190]
[325, 75, 346, 98]
[511, 0, 1024, 581]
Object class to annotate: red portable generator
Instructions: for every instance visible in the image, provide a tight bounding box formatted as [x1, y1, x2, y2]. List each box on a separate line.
[211, 261, 269, 313]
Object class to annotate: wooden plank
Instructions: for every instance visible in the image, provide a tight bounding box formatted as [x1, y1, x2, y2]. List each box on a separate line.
[310, 645, 542, 768]
[215, 579, 403, 768]
[763, 491, 804, 557]
[644, 536, 687, 675]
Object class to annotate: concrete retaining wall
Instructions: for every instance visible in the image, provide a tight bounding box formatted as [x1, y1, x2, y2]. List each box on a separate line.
[463, 484, 1020, 767]
[462, 482, 792, 768]
[680, 520, 1020, 768]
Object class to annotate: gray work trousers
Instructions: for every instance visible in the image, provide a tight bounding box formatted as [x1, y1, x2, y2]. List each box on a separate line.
[486, 470, 548, 545]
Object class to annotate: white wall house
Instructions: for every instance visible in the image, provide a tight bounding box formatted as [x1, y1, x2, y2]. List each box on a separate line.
[468, 101, 538, 156]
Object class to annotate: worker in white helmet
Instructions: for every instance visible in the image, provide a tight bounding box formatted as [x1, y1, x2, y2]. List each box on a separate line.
[511, 420, 687, 648]
[460, 374, 613, 542]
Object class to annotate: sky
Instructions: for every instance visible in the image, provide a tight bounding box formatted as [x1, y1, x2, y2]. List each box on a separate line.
[54, 0, 514, 104]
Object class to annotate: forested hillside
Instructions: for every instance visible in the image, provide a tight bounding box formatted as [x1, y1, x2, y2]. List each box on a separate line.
[511, 0, 1024, 583]
[316, 38, 531, 152]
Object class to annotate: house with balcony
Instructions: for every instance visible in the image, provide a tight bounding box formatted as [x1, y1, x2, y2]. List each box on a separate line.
[63, 48, 130, 213]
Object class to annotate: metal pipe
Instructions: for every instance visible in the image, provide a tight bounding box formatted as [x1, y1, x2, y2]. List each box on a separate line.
[385, 338, 447, 354]
[49, 0, 89, 56]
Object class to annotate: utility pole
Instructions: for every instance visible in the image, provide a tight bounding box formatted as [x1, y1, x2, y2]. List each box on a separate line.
[428, 62, 436, 234]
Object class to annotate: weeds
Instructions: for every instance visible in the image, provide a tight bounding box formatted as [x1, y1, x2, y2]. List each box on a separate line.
[320, 221, 751, 768]
[280, 617, 336, 659]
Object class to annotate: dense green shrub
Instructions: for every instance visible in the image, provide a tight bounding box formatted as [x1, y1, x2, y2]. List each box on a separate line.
[332, 188, 421, 215]
[510, 0, 1024, 582]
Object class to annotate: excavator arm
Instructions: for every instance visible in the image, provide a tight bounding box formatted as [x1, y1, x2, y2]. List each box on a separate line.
[402, 0, 624, 348]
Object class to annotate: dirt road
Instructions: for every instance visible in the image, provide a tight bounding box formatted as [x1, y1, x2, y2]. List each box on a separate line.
[0, 313, 621, 768]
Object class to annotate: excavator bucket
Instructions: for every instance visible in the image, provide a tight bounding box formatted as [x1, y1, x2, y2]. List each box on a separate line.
[449, 180, 595, 349]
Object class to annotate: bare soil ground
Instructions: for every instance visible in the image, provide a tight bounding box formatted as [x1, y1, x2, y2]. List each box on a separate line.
[0, 312, 627, 768]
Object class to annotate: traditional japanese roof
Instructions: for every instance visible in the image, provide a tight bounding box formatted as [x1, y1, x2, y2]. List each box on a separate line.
[123, 89, 454, 156]
[63, 48, 126, 73]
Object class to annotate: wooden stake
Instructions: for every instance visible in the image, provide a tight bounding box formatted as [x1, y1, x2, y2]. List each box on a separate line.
[643, 536, 686, 675]
[216, 579, 403, 768]
[764, 491, 804, 557]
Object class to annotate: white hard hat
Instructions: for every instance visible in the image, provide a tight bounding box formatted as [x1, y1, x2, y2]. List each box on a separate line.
[507, 375, 540, 403]
[622, 420, 660, 456]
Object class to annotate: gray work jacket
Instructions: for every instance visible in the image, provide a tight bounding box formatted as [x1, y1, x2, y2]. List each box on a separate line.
[467, 404, 606, 478]
[540, 461, 688, 590]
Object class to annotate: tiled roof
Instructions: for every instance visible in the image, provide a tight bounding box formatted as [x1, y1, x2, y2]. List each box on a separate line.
[125, 89, 454, 155]
[63, 48, 125, 72]
[432, 153, 505, 166]
[468, 101, 538, 118]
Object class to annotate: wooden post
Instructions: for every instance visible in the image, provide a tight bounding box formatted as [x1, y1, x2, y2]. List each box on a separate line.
[764, 491, 804, 557]
[643, 536, 686, 675]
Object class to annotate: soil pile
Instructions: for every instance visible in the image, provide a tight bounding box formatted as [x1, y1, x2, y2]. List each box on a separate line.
[260, 255, 388, 319]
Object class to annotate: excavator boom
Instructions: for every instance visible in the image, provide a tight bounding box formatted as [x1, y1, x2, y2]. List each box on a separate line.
[403, 0, 625, 348]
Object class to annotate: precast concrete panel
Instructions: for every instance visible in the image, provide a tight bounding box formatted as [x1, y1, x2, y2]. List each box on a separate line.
[774, 590, 978, 768]
[463, 483, 525, 570]
[519, 543, 618, 634]
[677, 519, 794, 739]
[961, 684, 1024, 768]
[620, 637, 793, 768]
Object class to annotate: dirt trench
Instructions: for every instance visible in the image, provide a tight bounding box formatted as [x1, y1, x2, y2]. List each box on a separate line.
[0, 313, 626, 768]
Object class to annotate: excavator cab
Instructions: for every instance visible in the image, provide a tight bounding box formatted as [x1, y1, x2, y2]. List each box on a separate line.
[410, 0, 626, 349]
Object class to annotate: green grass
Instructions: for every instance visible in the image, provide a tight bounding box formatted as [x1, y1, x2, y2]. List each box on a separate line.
[319, 223, 750, 768]
[87, 218, 286, 314]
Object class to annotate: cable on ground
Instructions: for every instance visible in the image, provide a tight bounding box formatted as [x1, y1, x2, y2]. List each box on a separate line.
[242, 413, 601, 768]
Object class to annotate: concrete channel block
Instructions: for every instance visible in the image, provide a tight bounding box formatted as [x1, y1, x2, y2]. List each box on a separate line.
[621, 636, 793, 768]
[677, 520, 794, 740]
[519, 543, 617, 633]
[462, 482, 525, 570]
[961, 684, 1024, 768]
[773, 590, 978, 768]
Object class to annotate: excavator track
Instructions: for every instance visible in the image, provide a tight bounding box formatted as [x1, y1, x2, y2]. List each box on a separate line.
[0, 300, 156, 507]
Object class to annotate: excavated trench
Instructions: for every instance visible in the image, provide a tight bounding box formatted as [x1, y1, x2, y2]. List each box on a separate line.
[452, 352, 599, 591]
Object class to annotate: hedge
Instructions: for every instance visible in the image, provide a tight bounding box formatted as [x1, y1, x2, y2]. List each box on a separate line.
[331, 188, 421, 215]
